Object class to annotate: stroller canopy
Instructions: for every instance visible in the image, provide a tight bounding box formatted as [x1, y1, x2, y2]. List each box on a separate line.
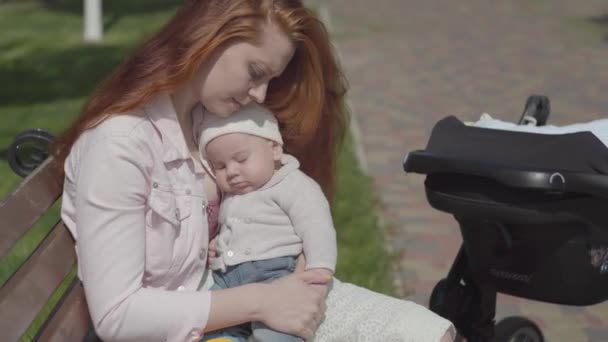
[404, 116, 608, 198]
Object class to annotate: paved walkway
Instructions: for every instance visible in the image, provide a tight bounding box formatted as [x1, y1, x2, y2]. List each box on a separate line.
[313, 0, 608, 341]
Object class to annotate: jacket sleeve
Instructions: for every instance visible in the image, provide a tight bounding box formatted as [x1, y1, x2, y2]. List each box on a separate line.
[280, 173, 337, 272]
[73, 134, 211, 342]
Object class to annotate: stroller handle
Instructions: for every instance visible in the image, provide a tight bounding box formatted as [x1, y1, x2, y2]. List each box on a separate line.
[403, 150, 608, 198]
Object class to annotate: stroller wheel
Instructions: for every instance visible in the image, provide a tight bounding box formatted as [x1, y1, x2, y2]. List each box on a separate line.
[493, 316, 544, 342]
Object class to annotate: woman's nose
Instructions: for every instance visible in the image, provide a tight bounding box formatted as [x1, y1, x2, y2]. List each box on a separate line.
[248, 82, 268, 104]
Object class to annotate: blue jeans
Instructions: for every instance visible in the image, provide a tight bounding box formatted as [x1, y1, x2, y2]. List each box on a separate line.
[202, 256, 301, 342]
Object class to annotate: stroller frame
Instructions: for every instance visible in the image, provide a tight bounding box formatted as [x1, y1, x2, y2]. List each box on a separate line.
[404, 96, 608, 342]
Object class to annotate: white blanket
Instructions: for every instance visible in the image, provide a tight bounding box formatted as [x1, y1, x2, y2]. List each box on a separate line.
[314, 279, 453, 342]
[473, 113, 608, 147]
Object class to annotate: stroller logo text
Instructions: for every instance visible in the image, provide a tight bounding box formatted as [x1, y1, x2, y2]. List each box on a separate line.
[490, 269, 533, 283]
[589, 246, 608, 275]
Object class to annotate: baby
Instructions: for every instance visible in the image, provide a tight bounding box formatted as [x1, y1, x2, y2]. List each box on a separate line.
[198, 103, 337, 342]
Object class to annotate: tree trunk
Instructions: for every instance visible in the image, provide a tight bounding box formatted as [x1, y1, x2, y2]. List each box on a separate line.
[84, 0, 103, 42]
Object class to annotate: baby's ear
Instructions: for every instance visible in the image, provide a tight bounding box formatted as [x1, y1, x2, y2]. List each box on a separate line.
[269, 141, 283, 161]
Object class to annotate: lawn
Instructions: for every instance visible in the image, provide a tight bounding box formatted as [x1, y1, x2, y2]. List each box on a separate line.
[0, 0, 395, 339]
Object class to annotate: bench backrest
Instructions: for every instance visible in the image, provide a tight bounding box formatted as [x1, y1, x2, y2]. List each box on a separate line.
[0, 158, 92, 341]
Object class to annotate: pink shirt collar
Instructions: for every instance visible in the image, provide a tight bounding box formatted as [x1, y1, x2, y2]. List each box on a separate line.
[143, 94, 204, 169]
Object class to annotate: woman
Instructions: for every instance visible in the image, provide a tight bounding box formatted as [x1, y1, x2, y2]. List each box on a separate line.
[52, 1, 454, 341]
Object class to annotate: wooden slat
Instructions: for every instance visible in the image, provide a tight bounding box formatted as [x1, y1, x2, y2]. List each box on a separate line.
[0, 158, 62, 258]
[37, 281, 92, 342]
[0, 221, 76, 341]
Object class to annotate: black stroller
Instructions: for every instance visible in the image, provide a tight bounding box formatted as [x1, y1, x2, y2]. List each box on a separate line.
[403, 96, 608, 342]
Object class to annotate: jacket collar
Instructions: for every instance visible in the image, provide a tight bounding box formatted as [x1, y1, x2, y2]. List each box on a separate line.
[144, 93, 203, 165]
[259, 154, 300, 191]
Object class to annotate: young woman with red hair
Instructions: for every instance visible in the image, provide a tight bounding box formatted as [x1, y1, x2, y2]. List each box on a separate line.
[53, 1, 454, 341]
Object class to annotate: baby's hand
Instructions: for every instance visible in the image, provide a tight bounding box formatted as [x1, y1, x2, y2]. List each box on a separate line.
[308, 269, 333, 298]
[207, 236, 218, 267]
[294, 255, 333, 297]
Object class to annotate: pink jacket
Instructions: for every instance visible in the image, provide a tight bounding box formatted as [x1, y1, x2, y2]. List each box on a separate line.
[61, 94, 213, 342]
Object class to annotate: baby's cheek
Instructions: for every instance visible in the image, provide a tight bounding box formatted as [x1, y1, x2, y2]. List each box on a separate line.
[217, 175, 231, 192]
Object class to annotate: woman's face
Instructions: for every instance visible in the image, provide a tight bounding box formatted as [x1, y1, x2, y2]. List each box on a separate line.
[195, 22, 295, 117]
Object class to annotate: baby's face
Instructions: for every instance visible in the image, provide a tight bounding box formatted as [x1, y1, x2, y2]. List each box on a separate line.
[206, 133, 282, 195]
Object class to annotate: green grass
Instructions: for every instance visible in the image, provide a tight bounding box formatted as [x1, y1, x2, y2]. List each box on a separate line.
[333, 135, 395, 294]
[1, 1, 394, 339]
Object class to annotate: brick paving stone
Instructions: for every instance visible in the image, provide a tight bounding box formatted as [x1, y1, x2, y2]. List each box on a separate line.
[311, 0, 608, 340]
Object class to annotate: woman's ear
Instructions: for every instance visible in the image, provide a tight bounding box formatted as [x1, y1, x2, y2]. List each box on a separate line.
[270, 141, 283, 161]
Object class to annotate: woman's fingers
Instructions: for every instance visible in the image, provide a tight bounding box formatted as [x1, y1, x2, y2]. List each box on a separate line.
[209, 236, 218, 251]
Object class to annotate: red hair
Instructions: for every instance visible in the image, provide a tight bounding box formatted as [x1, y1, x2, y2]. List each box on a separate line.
[52, 0, 349, 201]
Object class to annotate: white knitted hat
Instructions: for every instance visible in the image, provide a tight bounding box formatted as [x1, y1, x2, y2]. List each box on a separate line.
[199, 103, 283, 153]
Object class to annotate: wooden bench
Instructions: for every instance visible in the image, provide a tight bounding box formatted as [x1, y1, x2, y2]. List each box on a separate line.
[0, 131, 94, 341]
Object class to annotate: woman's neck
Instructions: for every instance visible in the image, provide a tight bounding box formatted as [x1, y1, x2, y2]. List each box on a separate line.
[171, 83, 197, 125]
[170, 85, 199, 154]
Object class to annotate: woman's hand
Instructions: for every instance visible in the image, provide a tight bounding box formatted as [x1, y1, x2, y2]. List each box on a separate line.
[257, 270, 329, 340]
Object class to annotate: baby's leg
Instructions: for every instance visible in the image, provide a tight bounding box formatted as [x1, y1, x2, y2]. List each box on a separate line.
[201, 271, 252, 341]
[251, 322, 302, 342]
[201, 331, 249, 342]
[245, 257, 300, 341]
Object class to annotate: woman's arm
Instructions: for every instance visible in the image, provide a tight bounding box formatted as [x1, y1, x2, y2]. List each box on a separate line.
[74, 133, 215, 341]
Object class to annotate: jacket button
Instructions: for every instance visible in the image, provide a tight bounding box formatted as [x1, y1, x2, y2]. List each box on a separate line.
[226, 250, 234, 258]
[152, 182, 159, 188]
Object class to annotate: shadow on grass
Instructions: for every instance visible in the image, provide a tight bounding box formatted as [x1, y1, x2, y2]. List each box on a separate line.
[588, 14, 608, 42]
[52, 0, 182, 32]
[1, 0, 184, 107]
[0, 44, 131, 106]
[48, 0, 182, 16]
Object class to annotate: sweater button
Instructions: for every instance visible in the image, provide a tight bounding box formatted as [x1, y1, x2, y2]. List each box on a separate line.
[226, 250, 234, 258]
